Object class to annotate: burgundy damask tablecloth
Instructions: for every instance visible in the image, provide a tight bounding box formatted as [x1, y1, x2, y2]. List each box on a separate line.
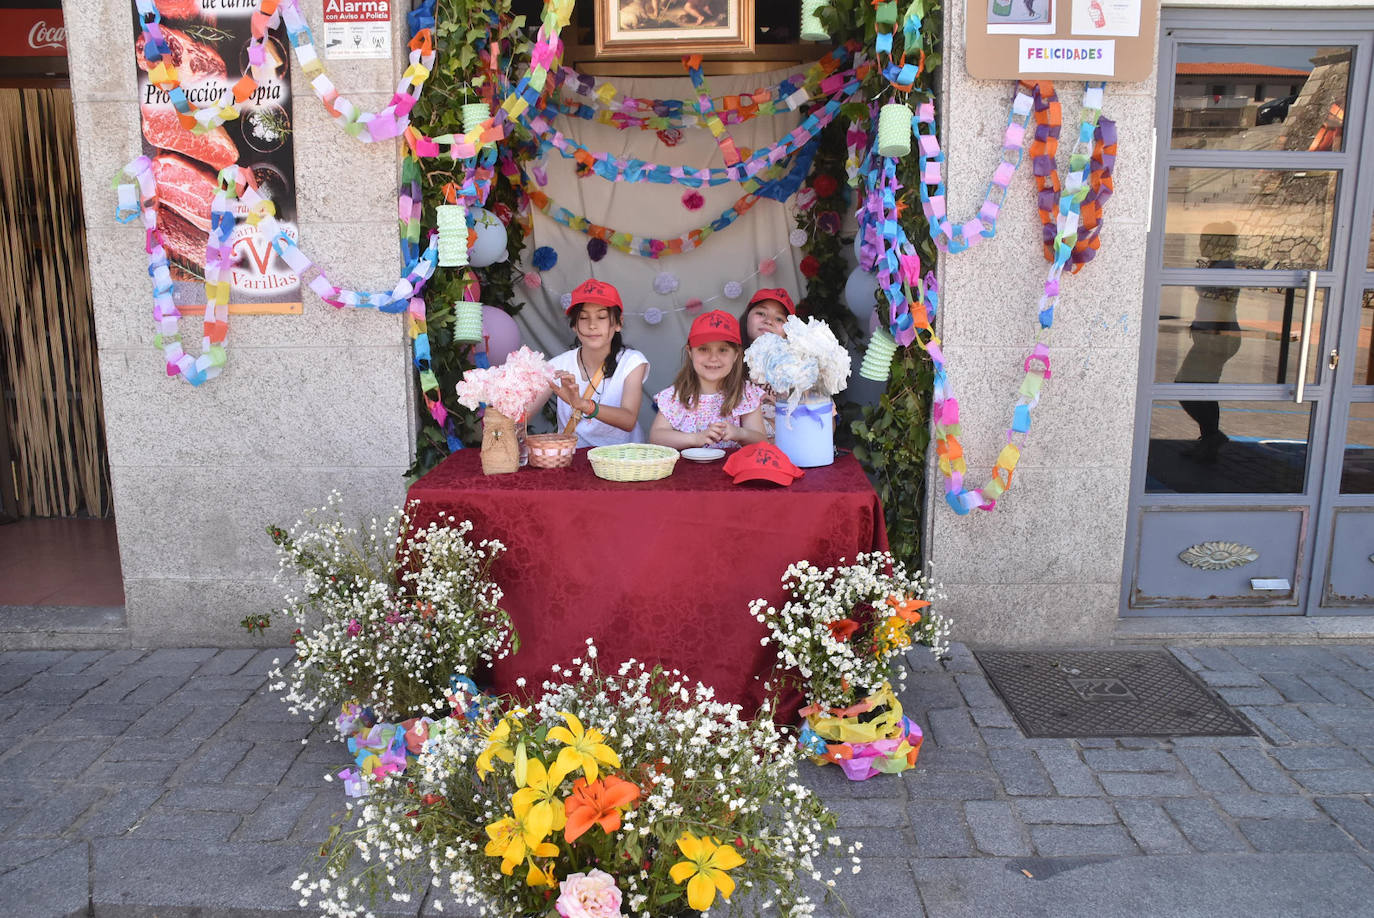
[405, 448, 888, 719]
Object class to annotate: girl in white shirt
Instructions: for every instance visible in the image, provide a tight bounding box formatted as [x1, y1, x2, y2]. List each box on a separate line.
[545, 278, 650, 448]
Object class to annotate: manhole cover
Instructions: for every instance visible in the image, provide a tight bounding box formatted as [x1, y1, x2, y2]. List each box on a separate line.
[973, 649, 1254, 739]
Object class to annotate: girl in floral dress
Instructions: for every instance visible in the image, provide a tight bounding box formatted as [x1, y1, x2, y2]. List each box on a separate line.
[649, 310, 767, 450]
[739, 287, 796, 440]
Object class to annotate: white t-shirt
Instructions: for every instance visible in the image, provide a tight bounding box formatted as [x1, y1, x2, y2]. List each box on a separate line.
[549, 347, 650, 448]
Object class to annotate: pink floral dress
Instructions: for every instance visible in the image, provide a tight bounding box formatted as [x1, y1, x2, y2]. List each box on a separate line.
[654, 383, 765, 449]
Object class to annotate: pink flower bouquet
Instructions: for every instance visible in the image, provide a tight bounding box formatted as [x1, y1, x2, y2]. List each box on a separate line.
[454, 345, 556, 420]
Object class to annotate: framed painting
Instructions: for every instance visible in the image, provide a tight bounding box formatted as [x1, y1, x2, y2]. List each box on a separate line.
[595, 0, 755, 57]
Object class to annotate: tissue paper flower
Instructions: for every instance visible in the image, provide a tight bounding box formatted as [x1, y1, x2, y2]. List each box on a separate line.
[811, 173, 839, 198]
[681, 190, 704, 211]
[745, 315, 851, 404]
[818, 211, 841, 234]
[799, 255, 820, 278]
[532, 246, 558, 271]
[653, 272, 679, 295]
[587, 238, 608, 262]
[657, 127, 684, 147]
[793, 187, 817, 212]
[455, 346, 556, 420]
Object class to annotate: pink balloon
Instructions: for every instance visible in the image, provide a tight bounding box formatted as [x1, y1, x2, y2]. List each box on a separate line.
[481, 305, 522, 365]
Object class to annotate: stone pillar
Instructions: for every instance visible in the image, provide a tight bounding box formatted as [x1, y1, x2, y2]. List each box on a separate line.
[926, 3, 1160, 644]
[64, 1, 414, 644]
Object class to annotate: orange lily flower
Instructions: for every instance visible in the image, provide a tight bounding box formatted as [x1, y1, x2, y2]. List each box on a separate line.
[563, 775, 640, 843]
[827, 618, 860, 642]
[886, 594, 930, 624]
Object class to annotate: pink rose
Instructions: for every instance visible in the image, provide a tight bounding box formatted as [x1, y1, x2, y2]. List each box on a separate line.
[556, 869, 623, 918]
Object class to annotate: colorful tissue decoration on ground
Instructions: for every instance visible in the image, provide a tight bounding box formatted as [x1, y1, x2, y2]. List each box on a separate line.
[913, 81, 1036, 255]
[750, 552, 948, 710]
[134, 0, 436, 143]
[797, 682, 924, 781]
[115, 157, 258, 385]
[333, 675, 495, 797]
[266, 497, 518, 722]
[295, 646, 857, 917]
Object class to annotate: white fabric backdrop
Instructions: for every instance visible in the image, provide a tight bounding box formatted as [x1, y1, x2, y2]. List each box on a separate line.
[511, 66, 809, 433]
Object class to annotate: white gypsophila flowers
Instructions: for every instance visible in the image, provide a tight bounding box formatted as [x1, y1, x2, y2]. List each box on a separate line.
[267, 496, 517, 725]
[295, 643, 855, 918]
[750, 551, 951, 710]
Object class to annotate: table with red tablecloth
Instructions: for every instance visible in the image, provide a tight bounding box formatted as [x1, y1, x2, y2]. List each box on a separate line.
[404, 448, 888, 719]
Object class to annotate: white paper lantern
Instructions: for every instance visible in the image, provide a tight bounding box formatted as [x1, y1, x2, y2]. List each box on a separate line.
[436, 204, 469, 268]
[878, 102, 913, 159]
[859, 329, 898, 382]
[800, 0, 830, 42]
[454, 300, 484, 343]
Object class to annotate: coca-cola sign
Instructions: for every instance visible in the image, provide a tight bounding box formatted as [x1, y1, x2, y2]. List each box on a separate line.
[0, 9, 68, 57]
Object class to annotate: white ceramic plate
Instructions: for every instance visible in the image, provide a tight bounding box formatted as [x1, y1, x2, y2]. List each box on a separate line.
[680, 447, 726, 462]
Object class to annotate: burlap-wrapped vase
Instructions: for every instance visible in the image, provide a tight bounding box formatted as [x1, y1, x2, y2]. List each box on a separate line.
[480, 409, 520, 474]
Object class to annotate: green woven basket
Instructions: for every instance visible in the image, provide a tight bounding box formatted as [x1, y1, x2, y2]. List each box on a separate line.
[587, 443, 680, 481]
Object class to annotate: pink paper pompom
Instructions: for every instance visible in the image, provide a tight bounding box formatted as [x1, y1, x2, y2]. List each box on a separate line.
[759, 258, 777, 276]
[685, 297, 704, 312]
[681, 190, 705, 211]
[523, 272, 543, 290]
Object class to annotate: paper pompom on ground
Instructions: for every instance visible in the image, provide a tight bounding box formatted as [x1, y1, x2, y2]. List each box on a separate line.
[682, 190, 704, 211]
[653, 272, 679, 295]
[532, 246, 558, 271]
[587, 238, 609, 262]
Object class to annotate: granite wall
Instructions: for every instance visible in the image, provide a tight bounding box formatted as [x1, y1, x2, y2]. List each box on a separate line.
[65, 1, 415, 645]
[926, 2, 1160, 644]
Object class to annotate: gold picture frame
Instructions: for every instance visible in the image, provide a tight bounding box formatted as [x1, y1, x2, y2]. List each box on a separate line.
[595, 0, 755, 58]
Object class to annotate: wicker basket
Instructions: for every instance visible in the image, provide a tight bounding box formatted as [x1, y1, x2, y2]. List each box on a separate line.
[587, 443, 680, 482]
[526, 432, 578, 469]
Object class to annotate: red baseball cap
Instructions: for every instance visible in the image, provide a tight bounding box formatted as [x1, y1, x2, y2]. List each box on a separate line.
[722, 443, 805, 486]
[748, 287, 796, 315]
[568, 278, 623, 314]
[688, 310, 741, 348]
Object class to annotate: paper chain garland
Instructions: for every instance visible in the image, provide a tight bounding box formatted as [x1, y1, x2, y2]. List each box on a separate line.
[873, 0, 929, 93]
[551, 42, 861, 131]
[913, 82, 1036, 256]
[134, 0, 436, 143]
[1029, 83, 1118, 271]
[859, 82, 1116, 513]
[115, 157, 246, 385]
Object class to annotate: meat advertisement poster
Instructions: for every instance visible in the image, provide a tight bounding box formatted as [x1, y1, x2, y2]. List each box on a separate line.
[131, 0, 302, 314]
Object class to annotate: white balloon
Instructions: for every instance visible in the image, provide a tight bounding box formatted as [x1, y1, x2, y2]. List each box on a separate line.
[842, 266, 881, 322]
[467, 208, 509, 267]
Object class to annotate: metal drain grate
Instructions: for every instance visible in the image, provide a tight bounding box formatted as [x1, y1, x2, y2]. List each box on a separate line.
[973, 649, 1255, 739]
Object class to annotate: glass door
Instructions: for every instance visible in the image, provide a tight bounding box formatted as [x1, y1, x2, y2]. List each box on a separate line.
[1125, 13, 1374, 615]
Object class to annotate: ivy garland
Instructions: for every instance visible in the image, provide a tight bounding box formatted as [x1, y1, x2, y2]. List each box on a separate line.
[407, 0, 533, 477]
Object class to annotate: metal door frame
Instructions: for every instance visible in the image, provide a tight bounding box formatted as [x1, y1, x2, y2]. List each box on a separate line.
[1123, 10, 1374, 616]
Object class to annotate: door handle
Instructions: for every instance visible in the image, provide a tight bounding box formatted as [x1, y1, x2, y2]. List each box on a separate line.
[1294, 271, 1318, 404]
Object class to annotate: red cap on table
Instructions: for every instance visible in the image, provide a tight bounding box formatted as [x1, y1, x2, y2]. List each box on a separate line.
[687, 310, 741, 348]
[567, 278, 623, 314]
[748, 287, 796, 315]
[723, 443, 805, 487]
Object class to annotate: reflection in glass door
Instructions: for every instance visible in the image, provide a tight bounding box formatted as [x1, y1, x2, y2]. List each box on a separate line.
[1125, 14, 1374, 616]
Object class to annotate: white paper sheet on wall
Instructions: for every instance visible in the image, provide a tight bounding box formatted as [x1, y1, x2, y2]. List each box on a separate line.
[1070, 0, 1142, 38]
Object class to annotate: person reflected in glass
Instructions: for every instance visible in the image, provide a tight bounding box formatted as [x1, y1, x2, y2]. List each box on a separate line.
[1177, 224, 1240, 462]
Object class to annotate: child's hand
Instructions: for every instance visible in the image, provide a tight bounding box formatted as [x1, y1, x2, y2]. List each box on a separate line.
[705, 421, 730, 444]
[552, 372, 580, 405]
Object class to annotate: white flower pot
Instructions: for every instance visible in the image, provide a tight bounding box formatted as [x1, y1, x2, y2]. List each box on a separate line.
[775, 394, 835, 468]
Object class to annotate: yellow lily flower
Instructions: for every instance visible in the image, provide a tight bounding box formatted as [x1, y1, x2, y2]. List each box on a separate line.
[511, 756, 572, 833]
[483, 796, 557, 876]
[876, 614, 912, 654]
[668, 832, 745, 911]
[476, 716, 517, 780]
[547, 711, 621, 782]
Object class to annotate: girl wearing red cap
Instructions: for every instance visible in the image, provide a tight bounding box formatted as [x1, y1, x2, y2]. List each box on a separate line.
[738, 287, 795, 348]
[649, 310, 767, 450]
[544, 278, 650, 448]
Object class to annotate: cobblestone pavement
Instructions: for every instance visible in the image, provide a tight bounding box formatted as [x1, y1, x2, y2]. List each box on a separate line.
[2, 644, 1373, 917]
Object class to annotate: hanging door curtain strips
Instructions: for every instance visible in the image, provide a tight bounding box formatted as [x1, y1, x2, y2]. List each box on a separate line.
[134, 0, 437, 143]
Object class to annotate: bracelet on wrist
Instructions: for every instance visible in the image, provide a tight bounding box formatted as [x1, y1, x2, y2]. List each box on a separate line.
[586, 401, 600, 419]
